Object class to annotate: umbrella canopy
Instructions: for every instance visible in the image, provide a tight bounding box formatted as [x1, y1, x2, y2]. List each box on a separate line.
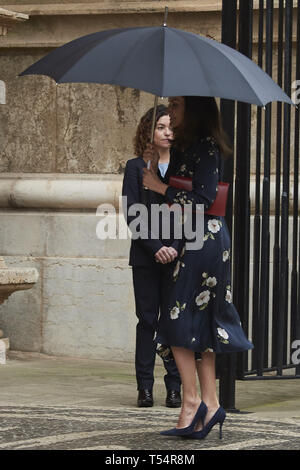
[19, 25, 294, 107]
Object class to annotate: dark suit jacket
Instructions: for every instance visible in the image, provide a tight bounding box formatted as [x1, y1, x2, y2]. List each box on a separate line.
[122, 156, 181, 267]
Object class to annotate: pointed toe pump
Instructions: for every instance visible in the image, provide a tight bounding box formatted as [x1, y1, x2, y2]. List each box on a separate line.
[188, 406, 226, 440]
[160, 401, 207, 437]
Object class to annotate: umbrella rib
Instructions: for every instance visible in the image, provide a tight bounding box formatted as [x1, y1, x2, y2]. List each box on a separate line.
[204, 40, 268, 105]
[56, 29, 129, 83]
[218, 43, 293, 105]
[58, 27, 149, 84]
[184, 32, 286, 105]
[169, 28, 215, 97]
[170, 28, 268, 105]
[110, 28, 161, 87]
[161, 27, 167, 97]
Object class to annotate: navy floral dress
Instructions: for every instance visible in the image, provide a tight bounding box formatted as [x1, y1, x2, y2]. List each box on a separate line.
[154, 136, 253, 360]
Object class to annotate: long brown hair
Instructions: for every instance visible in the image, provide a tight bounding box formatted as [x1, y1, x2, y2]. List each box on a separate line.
[133, 104, 169, 157]
[173, 96, 232, 158]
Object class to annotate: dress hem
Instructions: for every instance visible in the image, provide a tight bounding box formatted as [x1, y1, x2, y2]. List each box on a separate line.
[155, 336, 254, 362]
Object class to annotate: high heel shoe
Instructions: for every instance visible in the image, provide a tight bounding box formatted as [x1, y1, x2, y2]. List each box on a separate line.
[160, 401, 207, 436]
[188, 406, 226, 440]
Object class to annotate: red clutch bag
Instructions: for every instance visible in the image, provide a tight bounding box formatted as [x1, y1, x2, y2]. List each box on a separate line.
[168, 176, 229, 217]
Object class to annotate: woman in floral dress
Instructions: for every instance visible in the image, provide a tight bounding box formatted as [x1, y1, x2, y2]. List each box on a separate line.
[142, 96, 253, 439]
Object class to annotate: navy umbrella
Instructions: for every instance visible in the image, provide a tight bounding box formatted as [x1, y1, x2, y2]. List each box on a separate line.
[19, 8, 295, 147]
[19, 19, 294, 108]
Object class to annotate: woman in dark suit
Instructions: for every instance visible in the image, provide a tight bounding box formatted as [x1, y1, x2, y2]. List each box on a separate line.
[122, 105, 182, 408]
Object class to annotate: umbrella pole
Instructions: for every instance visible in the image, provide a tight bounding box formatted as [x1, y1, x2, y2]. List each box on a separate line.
[143, 8, 167, 198]
[147, 95, 158, 170]
[146, 6, 168, 165]
[143, 95, 158, 199]
[150, 95, 158, 144]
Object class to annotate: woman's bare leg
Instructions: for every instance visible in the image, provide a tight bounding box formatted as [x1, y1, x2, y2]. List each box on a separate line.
[171, 346, 202, 428]
[195, 351, 220, 430]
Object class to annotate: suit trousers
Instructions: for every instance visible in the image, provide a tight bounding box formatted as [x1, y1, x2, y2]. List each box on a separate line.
[132, 262, 181, 392]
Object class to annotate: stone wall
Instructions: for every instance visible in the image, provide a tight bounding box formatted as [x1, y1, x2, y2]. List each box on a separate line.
[0, 2, 225, 174]
[0, 2, 298, 174]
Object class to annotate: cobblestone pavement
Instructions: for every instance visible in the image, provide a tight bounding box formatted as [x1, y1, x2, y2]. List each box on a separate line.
[0, 352, 300, 452]
[0, 404, 300, 450]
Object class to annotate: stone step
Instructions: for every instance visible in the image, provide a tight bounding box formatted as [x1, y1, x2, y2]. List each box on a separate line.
[0, 337, 9, 365]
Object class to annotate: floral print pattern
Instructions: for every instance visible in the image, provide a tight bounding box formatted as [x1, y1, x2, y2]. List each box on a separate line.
[170, 300, 186, 320]
[225, 284, 232, 303]
[164, 137, 219, 212]
[217, 327, 229, 344]
[173, 245, 186, 281]
[202, 273, 217, 288]
[203, 219, 223, 243]
[156, 344, 172, 361]
[195, 290, 210, 310]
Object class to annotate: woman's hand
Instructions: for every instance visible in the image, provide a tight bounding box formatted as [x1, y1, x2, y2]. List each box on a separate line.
[142, 166, 170, 195]
[142, 165, 163, 192]
[142, 143, 170, 194]
[143, 143, 159, 171]
[155, 246, 178, 264]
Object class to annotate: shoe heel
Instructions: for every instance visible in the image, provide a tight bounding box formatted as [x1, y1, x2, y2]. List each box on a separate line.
[219, 417, 225, 439]
[219, 422, 223, 439]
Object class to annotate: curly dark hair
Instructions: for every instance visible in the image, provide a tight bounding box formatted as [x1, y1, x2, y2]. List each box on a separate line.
[173, 96, 232, 158]
[133, 104, 169, 157]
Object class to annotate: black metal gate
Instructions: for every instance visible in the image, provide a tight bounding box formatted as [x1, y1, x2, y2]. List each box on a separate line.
[219, 0, 300, 410]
